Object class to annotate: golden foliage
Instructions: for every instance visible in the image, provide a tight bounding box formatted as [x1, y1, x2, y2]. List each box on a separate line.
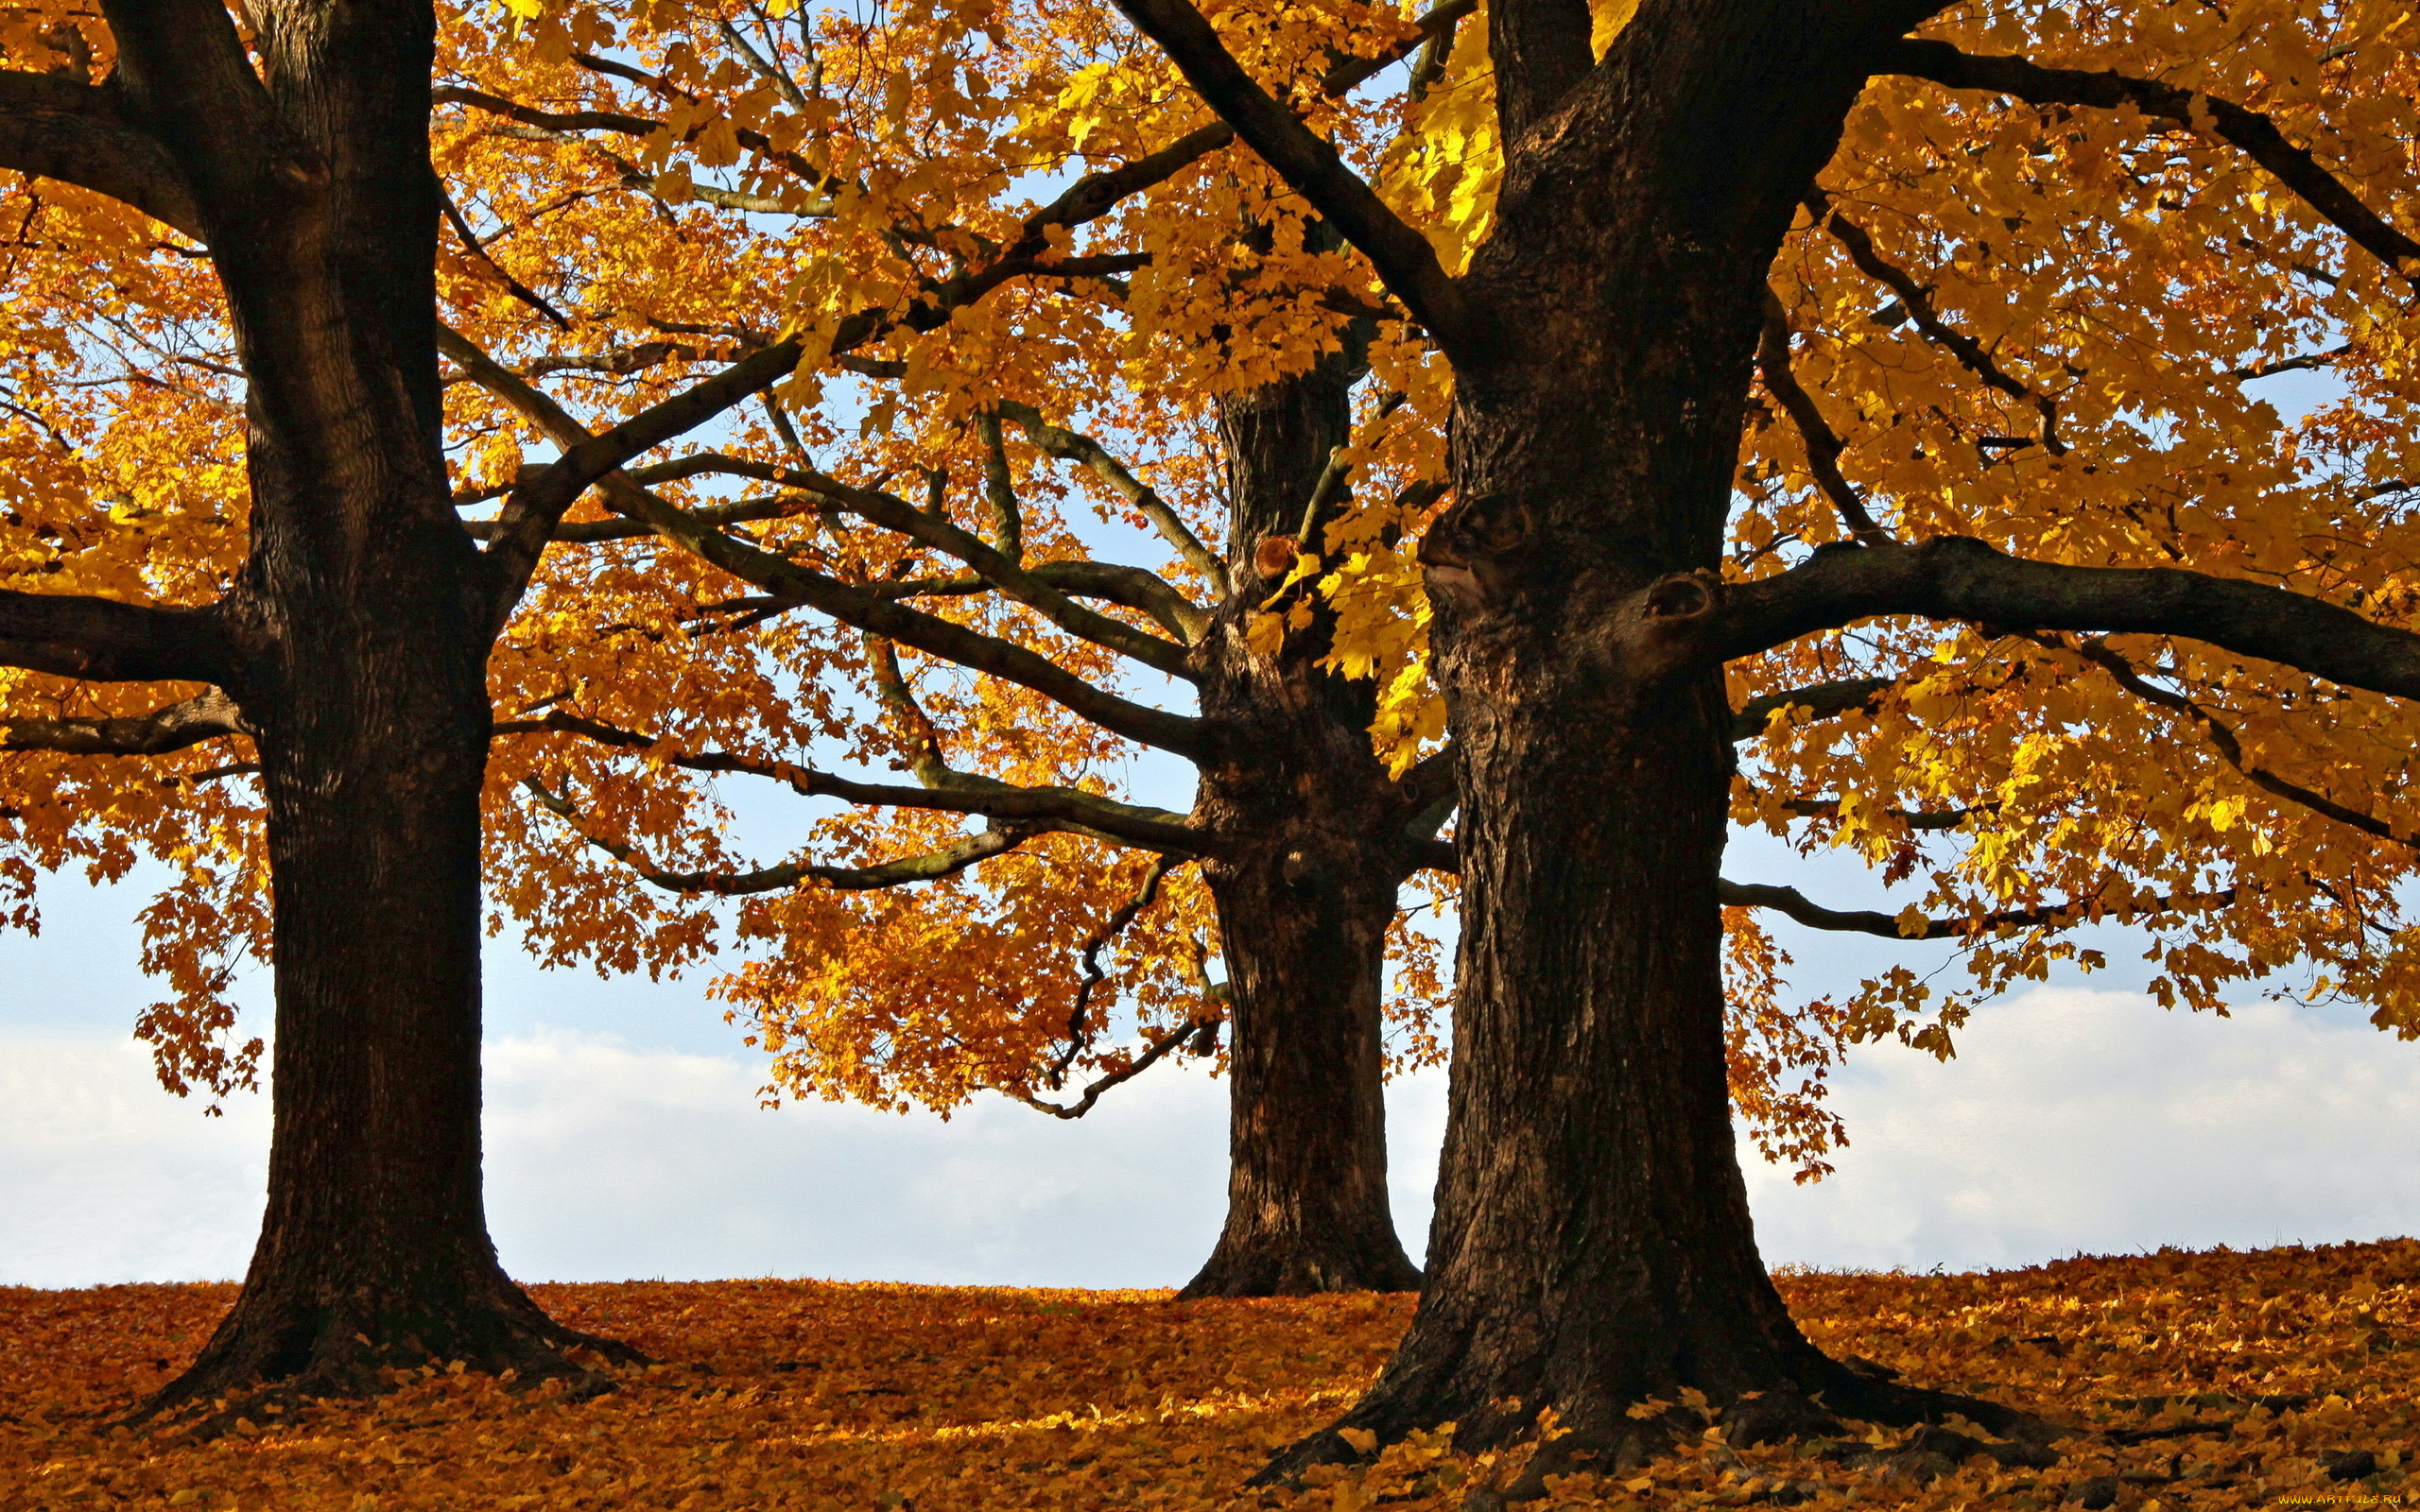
[6, 1238, 2417, 1508]
[15, 0, 2420, 1174]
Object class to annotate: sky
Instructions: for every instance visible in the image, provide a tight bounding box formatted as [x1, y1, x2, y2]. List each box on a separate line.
[7, 825, 2417, 1291]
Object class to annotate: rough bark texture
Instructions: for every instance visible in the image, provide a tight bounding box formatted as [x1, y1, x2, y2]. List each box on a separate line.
[1261, 0, 2045, 1483]
[108, 0, 630, 1421]
[1178, 352, 1424, 1298]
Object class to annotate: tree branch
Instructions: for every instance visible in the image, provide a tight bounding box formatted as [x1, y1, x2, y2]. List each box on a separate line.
[975, 409, 1024, 563]
[1007, 1014, 1205, 1119]
[0, 687, 248, 754]
[1720, 877, 2238, 940]
[1318, 0, 1479, 96]
[1808, 189, 2064, 453]
[993, 401, 1223, 598]
[1882, 38, 2420, 284]
[0, 71, 203, 238]
[1042, 856, 1173, 1090]
[507, 709, 1215, 852]
[1758, 294, 1894, 547]
[1487, 0, 1595, 142]
[458, 493, 805, 541]
[2047, 632, 2420, 850]
[594, 491, 1216, 757]
[639, 452, 1201, 679]
[471, 326, 814, 614]
[0, 589, 231, 682]
[1107, 0, 1482, 360]
[1711, 536, 2420, 703]
[1773, 796, 1982, 832]
[98, 0, 281, 213]
[2228, 344, 2351, 382]
[1730, 676, 1896, 741]
[832, 560, 1203, 644]
[521, 775, 1041, 893]
[1397, 741, 1459, 813]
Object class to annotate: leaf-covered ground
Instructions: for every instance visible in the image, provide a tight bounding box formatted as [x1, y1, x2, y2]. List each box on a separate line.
[5, 1238, 2414, 1509]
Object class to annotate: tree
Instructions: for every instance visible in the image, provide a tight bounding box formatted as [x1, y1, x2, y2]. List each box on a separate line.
[1043, 0, 2420, 1482]
[0, 0, 1344, 1411]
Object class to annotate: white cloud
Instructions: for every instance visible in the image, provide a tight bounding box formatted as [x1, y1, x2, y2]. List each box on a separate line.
[0, 1035, 269, 1286]
[1746, 988, 2420, 1271]
[4, 988, 2415, 1290]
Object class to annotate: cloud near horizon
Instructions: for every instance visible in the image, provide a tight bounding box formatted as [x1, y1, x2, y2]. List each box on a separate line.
[2, 987, 2414, 1290]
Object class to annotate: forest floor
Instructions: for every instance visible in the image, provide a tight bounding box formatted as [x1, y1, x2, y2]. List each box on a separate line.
[2, 1238, 2414, 1510]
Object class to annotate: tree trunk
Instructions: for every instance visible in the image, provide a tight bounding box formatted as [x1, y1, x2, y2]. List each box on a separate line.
[1181, 829, 1422, 1297]
[127, 4, 623, 1420]
[1263, 0, 2047, 1478]
[1179, 352, 1423, 1297]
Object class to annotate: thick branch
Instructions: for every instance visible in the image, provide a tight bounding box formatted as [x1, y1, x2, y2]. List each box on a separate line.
[1107, 0, 1481, 359]
[0, 589, 230, 682]
[1883, 39, 2420, 283]
[1005, 0, 1478, 286]
[0, 687, 247, 754]
[1397, 741, 1458, 813]
[0, 71, 203, 238]
[836, 560, 1204, 643]
[458, 494, 804, 541]
[1487, 0, 1595, 141]
[98, 0, 280, 213]
[1405, 842, 2191, 931]
[1711, 536, 2420, 703]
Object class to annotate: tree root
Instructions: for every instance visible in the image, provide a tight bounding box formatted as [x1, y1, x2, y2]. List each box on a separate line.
[125, 1288, 648, 1438]
[1258, 1362, 2082, 1503]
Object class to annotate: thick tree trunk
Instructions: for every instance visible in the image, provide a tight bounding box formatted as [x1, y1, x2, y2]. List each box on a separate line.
[129, 4, 623, 1420]
[1179, 353, 1423, 1297]
[1264, 0, 2048, 1480]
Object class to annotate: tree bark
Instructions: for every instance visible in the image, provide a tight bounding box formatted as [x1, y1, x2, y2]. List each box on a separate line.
[1256, 0, 2047, 1480]
[1179, 350, 1424, 1297]
[1180, 821, 1422, 1297]
[118, 0, 628, 1420]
